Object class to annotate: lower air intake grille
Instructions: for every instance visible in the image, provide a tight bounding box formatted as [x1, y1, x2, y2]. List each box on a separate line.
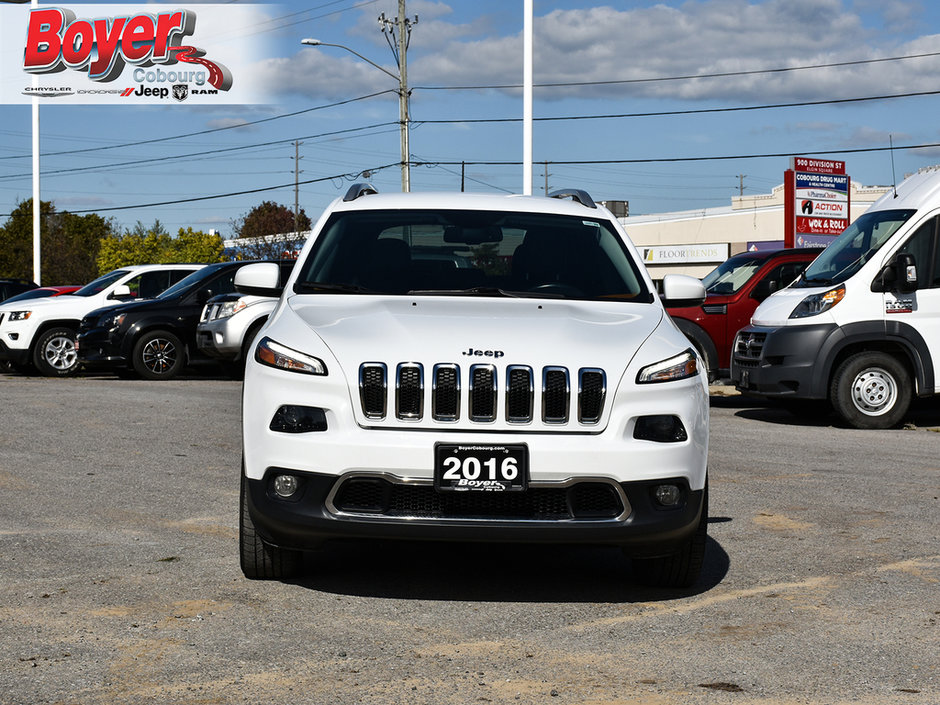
[332, 478, 624, 520]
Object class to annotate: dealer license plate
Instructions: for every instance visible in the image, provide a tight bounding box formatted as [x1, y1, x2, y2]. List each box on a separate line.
[434, 443, 528, 492]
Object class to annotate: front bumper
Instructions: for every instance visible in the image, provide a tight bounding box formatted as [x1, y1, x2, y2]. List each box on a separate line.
[731, 323, 836, 399]
[196, 322, 240, 360]
[0, 338, 30, 365]
[75, 327, 126, 367]
[245, 469, 706, 557]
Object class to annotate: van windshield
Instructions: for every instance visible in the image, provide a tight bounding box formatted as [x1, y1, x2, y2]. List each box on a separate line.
[794, 209, 916, 287]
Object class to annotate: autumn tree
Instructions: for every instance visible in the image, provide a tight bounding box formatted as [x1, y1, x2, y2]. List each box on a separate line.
[231, 201, 310, 260]
[0, 199, 110, 284]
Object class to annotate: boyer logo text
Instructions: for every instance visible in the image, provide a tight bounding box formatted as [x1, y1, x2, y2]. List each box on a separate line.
[23, 7, 232, 91]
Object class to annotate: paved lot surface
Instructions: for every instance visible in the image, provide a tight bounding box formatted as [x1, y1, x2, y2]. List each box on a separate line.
[0, 374, 937, 704]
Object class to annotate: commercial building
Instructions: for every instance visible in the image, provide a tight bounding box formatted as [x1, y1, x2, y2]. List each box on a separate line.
[620, 180, 891, 280]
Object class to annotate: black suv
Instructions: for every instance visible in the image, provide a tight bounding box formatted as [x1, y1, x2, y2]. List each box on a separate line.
[0, 279, 38, 303]
[76, 261, 265, 380]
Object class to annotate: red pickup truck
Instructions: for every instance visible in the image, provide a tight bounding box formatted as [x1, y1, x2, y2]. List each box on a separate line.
[667, 248, 819, 381]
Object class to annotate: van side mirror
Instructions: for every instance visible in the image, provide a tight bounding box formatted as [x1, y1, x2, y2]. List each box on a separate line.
[751, 278, 779, 303]
[874, 253, 918, 293]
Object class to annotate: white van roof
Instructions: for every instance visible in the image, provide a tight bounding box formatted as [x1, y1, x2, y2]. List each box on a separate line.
[869, 166, 940, 213]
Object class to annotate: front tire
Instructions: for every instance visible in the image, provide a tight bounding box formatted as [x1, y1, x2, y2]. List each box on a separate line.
[33, 326, 79, 377]
[132, 330, 184, 380]
[831, 352, 911, 429]
[632, 483, 708, 588]
[240, 474, 301, 580]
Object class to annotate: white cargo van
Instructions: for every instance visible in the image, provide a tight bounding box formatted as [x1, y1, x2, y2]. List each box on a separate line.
[732, 166, 940, 429]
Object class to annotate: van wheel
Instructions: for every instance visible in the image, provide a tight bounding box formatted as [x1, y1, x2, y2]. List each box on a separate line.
[33, 326, 79, 377]
[132, 330, 183, 380]
[831, 352, 911, 429]
[240, 474, 301, 580]
[632, 482, 708, 588]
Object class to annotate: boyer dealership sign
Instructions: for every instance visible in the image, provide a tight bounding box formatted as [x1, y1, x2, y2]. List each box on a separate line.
[1, 4, 268, 104]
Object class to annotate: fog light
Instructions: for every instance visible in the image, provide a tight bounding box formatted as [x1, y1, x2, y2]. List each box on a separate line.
[269, 405, 328, 433]
[273, 474, 299, 498]
[653, 484, 682, 507]
[634, 415, 688, 442]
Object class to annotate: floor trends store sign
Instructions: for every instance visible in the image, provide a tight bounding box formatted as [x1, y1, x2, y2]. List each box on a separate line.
[2, 4, 267, 104]
[784, 157, 850, 248]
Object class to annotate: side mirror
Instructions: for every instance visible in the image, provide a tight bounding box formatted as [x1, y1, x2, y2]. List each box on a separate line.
[751, 278, 779, 303]
[235, 262, 283, 297]
[109, 284, 133, 300]
[874, 253, 918, 293]
[661, 274, 706, 308]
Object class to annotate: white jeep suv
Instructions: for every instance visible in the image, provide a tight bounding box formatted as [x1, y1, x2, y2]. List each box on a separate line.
[0, 264, 202, 376]
[237, 186, 709, 587]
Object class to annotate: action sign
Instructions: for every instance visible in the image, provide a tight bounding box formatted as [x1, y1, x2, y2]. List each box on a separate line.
[785, 157, 851, 244]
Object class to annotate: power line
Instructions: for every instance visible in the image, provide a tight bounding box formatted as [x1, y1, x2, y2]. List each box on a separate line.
[413, 89, 940, 126]
[414, 50, 940, 91]
[0, 91, 397, 161]
[12, 140, 940, 219]
[0, 122, 399, 180]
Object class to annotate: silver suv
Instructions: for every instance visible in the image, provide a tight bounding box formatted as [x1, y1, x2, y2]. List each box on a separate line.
[196, 260, 295, 367]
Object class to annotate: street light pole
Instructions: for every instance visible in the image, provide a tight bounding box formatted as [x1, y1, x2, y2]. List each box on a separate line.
[302, 2, 416, 193]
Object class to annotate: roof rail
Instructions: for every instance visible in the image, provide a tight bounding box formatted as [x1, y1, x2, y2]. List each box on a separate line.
[547, 188, 596, 209]
[343, 183, 379, 202]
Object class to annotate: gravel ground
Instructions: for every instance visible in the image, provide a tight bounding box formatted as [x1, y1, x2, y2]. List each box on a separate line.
[0, 373, 937, 704]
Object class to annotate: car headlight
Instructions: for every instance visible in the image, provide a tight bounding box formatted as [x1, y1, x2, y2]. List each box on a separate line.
[789, 285, 845, 319]
[102, 313, 126, 329]
[8, 311, 31, 321]
[216, 299, 247, 320]
[255, 337, 327, 375]
[637, 349, 699, 384]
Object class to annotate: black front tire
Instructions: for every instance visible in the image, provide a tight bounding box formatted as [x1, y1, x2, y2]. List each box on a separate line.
[132, 330, 184, 380]
[33, 326, 79, 377]
[240, 475, 302, 580]
[830, 352, 911, 429]
[632, 483, 708, 588]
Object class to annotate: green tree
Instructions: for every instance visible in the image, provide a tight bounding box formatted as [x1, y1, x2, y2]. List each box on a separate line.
[96, 221, 224, 273]
[231, 201, 310, 259]
[0, 199, 110, 284]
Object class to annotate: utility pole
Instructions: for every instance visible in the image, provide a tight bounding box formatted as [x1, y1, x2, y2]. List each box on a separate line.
[292, 141, 303, 234]
[737, 174, 746, 196]
[380, 1, 417, 192]
[542, 160, 551, 194]
[461, 161, 465, 192]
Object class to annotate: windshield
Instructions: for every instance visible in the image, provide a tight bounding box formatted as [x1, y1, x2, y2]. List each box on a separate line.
[294, 209, 652, 302]
[701, 255, 764, 295]
[156, 266, 219, 299]
[795, 209, 916, 287]
[72, 269, 129, 297]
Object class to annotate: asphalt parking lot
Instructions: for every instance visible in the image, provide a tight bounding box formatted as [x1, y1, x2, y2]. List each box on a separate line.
[0, 373, 937, 705]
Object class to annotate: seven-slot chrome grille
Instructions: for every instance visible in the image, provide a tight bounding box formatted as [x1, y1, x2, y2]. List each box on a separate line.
[358, 362, 606, 426]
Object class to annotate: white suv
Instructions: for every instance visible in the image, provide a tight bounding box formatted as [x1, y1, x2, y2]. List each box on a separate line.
[237, 186, 709, 587]
[0, 264, 202, 376]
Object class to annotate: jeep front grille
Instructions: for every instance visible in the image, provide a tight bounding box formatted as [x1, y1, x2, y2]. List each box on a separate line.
[359, 363, 388, 419]
[358, 362, 607, 426]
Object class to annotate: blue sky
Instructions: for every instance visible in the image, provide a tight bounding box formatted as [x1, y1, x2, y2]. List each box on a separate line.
[2, 0, 940, 238]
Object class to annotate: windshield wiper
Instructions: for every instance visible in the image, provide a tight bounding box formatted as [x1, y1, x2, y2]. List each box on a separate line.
[798, 270, 833, 286]
[406, 287, 564, 299]
[295, 282, 374, 294]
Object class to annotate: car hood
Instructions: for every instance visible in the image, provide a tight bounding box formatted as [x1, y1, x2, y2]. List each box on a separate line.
[283, 294, 663, 380]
